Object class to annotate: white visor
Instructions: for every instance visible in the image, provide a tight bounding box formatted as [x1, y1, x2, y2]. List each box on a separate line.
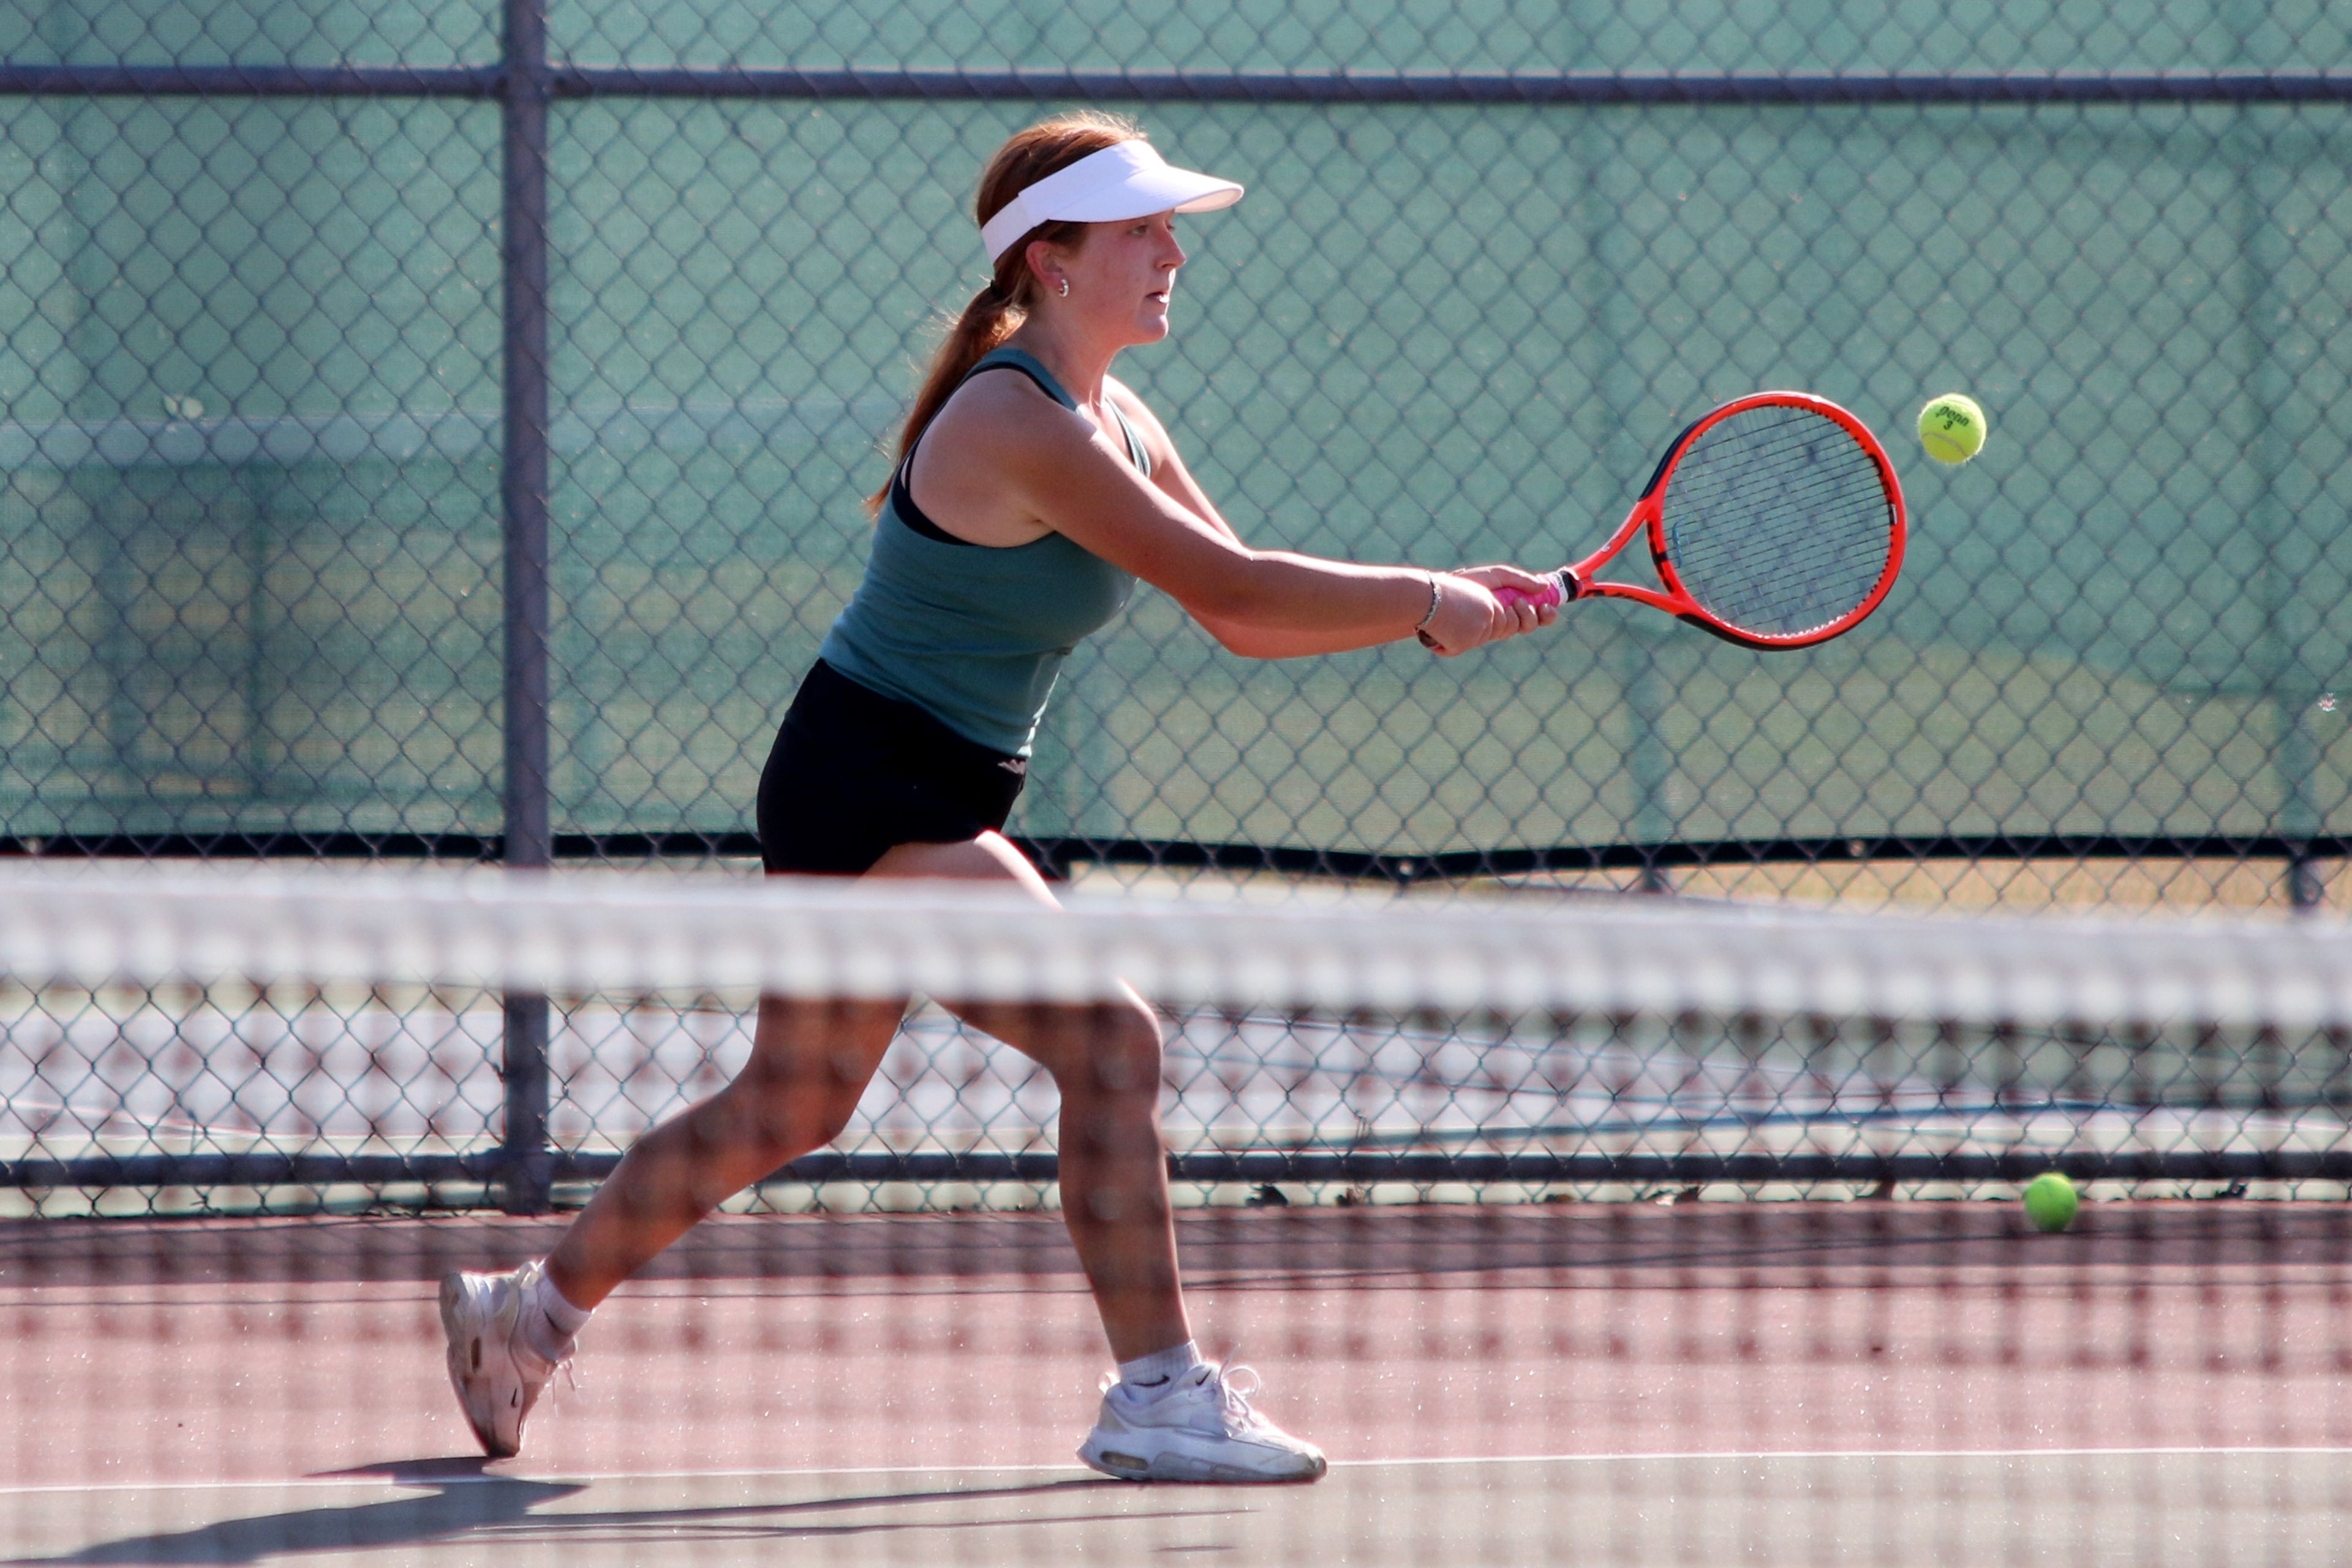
[980, 141, 1243, 264]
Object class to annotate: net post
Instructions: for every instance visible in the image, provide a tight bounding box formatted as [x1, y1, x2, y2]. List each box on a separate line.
[498, 0, 555, 1215]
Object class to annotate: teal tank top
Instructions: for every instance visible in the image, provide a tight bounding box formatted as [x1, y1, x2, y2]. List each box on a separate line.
[816, 348, 1144, 756]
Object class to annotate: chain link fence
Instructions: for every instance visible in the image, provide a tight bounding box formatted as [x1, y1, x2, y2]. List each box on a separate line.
[2, 2, 2350, 1211]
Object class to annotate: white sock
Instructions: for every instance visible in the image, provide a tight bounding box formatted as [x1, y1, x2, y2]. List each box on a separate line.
[1115, 1340, 1204, 1403]
[523, 1264, 591, 1363]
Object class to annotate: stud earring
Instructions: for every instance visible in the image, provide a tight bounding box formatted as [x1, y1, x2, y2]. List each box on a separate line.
[1057, 279, 1070, 298]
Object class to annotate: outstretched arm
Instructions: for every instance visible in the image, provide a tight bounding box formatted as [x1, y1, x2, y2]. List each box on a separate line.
[1092, 385, 1558, 658]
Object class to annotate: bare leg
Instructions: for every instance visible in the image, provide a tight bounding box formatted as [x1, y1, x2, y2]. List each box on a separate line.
[951, 991, 1188, 1360]
[875, 834, 1192, 1362]
[545, 831, 1189, 1361]
[545, 995, 902, 1308]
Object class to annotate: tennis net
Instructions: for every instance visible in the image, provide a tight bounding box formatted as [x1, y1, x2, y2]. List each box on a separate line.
[6, 865, 2352, 1564]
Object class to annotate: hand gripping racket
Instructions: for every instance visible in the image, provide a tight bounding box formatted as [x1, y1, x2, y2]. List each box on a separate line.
[1496, 391, 1905, 650]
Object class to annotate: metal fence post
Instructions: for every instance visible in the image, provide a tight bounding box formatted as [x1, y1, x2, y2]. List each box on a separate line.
[2230, 111, 2324, 914]
[499, 0, 555, 1214]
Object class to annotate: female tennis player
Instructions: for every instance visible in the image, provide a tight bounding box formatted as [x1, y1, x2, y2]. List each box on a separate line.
[441, 111, 1557, 1483]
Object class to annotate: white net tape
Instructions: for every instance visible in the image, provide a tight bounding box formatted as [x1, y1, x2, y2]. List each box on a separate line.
[2, 863, 2348, 1030]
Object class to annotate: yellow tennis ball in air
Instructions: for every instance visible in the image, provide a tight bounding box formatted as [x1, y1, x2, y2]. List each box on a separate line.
[1918, 393, 1988, 464]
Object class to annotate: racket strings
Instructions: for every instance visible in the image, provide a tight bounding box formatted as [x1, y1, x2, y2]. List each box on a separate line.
[1661, 405, 1893, 639]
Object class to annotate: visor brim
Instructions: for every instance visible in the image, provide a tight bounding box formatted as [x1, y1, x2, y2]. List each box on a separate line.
[980, 143, 1246, 262]
[1051, 167, 1245, 224]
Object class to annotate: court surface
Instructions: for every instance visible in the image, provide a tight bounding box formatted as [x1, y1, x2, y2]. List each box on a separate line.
[7, 1205, 2352, 1566]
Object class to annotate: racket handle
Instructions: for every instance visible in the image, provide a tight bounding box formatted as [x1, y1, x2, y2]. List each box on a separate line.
[1493, 570, 1572, 611]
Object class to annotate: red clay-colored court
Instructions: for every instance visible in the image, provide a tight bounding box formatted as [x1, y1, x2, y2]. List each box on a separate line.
[7, 1205, 2352, 1565]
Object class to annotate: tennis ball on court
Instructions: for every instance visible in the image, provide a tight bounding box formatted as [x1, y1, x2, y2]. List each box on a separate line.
[2022, 1171, 2078, 1233]
[1918, 393, 1987, 464]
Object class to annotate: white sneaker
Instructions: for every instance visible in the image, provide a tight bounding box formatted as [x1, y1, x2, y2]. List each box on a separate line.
[1079, 1362, 1327, 1483]
[439, 1259, 567, 1458]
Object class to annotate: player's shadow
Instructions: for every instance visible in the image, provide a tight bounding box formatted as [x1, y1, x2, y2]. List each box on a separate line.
[2, 1459, 576, 1565]
[7, 1458, 1238, 1564]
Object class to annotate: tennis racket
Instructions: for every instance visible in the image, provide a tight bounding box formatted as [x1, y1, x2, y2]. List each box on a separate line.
[1496, 391, 1905, 650]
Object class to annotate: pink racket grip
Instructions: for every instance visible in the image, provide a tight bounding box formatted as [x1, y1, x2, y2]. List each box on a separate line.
[1492, 570, 1571, 611]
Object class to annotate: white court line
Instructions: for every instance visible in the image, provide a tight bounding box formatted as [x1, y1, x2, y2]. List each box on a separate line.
[9, 1447, 2352, 1498]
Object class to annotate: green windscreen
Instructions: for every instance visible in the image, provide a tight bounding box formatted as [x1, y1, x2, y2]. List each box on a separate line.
[1, 2, 2346, 881]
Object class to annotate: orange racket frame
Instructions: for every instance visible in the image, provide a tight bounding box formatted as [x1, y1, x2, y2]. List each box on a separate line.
[1501, 391, 1906, 651]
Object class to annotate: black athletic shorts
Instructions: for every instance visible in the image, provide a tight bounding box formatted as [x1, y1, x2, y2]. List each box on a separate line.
[755, 658, 1028, 876]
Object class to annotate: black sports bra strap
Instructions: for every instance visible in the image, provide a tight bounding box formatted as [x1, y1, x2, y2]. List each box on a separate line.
[965, 347, 1078, 411]
[892, 350, 1155, 545]
[963, 349, 1153, 477]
